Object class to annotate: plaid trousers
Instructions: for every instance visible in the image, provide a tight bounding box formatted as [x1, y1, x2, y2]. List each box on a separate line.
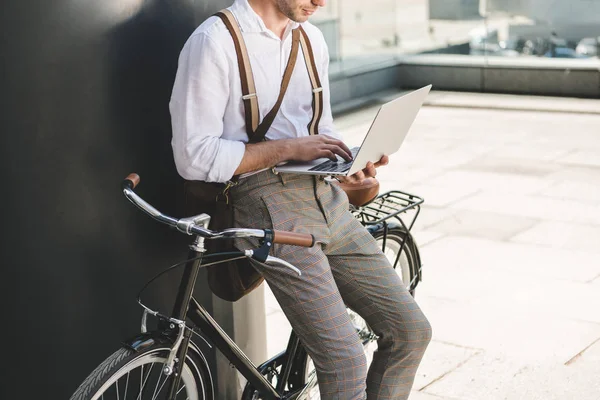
[231, 170, 432, 400]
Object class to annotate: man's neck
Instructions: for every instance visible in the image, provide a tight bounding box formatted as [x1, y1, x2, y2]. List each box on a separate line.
[247, 0, 290, 39]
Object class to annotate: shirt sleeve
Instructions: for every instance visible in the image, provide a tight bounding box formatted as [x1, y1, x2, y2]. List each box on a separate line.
[170, 32, 246, 183]
[315, 32, 343, 142]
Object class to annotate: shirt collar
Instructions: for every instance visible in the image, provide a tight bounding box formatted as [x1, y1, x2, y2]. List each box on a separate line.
[231, 0, 300, 36]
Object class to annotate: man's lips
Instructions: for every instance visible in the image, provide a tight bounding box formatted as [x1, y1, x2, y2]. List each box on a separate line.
[303, 8, 316, 15]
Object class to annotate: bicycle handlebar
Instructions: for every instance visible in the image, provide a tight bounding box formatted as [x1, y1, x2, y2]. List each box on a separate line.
[122, 173, 315, 248]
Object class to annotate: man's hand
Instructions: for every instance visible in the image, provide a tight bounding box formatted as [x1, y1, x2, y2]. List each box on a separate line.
[288, 135, 353, 162]
[337, 155, 389, 184]
[234, 135, 353, 176]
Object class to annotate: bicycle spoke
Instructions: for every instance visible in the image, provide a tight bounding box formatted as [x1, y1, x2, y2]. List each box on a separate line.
[140, 366, 144, 399]
[152, 372, 169, 400]
[137, 363, 155, 400]
[116, 380, 120, 400]
[176, 384, 186, 396]
[124, 371, 130, 400]
[151, 370, 163, 400]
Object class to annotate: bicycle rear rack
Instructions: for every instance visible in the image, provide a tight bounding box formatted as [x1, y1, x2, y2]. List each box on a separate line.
[353, 190, 424, 233]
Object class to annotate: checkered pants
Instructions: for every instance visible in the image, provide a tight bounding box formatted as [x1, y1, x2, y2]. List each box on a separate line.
[231, 170, 432, 400]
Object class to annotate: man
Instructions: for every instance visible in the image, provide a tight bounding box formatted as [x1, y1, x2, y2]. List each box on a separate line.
[170, 1, 432, 398]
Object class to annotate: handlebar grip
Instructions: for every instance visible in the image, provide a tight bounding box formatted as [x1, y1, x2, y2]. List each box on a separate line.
[272, 231, 315, 247]
[123, 173, 140, 190]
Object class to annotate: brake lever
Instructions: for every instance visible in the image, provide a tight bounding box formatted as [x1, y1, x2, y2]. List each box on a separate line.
[245, 230, 302, 276]
[266, 256, 302, 276]
[243, 251, 302, 276]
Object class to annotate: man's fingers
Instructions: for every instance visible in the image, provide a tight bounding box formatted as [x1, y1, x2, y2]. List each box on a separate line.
[316, 136, 352, 161]
[363, 162, 377, 178]
[352, 169, 366, 182]
[318, 149, 336, 161]
[374, 155, 389, 167]
[329, 144, 352, 162]
[336, 141, 353, 161]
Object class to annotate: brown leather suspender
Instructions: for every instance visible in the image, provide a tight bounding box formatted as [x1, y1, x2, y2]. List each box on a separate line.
[298, 26, 324, 136]
[214, 10, 323, 143]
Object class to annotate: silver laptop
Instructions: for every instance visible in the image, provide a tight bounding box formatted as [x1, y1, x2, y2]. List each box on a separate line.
[275, 85, 432, 176]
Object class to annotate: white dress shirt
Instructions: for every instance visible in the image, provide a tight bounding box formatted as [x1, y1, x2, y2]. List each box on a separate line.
[169, 0, 341, 183]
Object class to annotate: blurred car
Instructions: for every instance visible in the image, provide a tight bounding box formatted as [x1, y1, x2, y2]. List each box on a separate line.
[576, 37, 599, 57]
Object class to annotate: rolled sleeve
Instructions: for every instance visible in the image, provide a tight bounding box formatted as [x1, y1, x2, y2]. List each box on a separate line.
[170, 31, 245, 183]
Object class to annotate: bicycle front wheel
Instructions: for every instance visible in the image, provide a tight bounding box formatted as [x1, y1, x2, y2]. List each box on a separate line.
[70, 344, 212, 400]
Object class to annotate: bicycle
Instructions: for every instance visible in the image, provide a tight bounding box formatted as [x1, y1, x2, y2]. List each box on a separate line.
[70, 173, 424, 400]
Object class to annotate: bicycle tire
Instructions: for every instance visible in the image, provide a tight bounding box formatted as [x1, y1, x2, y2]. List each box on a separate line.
[70, 344, 212, 400]
[372, 226, 420, 297]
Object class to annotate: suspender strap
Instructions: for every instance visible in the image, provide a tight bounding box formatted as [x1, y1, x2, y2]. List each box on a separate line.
[214, 10, 323, 142]
[214, 10, 259, 138]
[298, 26, 324, 136]
[250, 28, 300, 143]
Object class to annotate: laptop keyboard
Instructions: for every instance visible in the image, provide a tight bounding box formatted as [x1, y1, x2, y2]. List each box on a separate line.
[309, 147, 360, 173]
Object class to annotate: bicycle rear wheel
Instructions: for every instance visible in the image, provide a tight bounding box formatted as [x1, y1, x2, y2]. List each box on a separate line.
[70, 344, 212, 400]
[372, 226, 420, 296]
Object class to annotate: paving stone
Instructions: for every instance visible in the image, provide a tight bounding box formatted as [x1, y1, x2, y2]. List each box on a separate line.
[419, 286, 600, 364]
[426, 209, 538, 241]
[410, 390, 462, 400]
[546, 165, 600, 184]
[483, 143, 574, 163]
[427, 170, 552, 195]
[378, 167, 446, 190]
[452, 192, 600, 226]
[537, 180, 600, 203]
[413, 341, 481, 391]
[461, 156, 562, 177]
[558, 150, 600, 168]
[413, 205, 460, 230]
[412, 230, 445, 247]
[511, 221, 600, 254]
[403, 184, 481, 208]
[424, 352, 600, 400]
[422, 235, 600, 287]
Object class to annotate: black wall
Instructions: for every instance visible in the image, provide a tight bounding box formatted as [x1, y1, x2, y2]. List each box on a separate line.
[1, 1, 230, 397]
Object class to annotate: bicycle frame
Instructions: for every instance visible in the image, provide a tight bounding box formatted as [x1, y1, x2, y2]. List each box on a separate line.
[157, 241, 307, 400]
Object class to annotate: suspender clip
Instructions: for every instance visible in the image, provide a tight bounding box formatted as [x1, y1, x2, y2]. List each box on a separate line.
[242, 93, 257, 100]
[218, 180, 239, 205]
[312, 87, 323, 93]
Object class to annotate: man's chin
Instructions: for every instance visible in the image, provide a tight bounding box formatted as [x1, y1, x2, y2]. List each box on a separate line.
[292, 15, 310, 23]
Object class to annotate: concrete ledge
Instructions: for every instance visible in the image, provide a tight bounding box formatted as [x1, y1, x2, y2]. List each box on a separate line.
[332, 88, 600, 117]
[329, 54, 600, 102]
[425, 91, 600, 115]
[330, 64, 401, 106]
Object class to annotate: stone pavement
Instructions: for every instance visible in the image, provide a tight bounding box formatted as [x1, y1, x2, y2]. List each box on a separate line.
[264, 92, 600, 399]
